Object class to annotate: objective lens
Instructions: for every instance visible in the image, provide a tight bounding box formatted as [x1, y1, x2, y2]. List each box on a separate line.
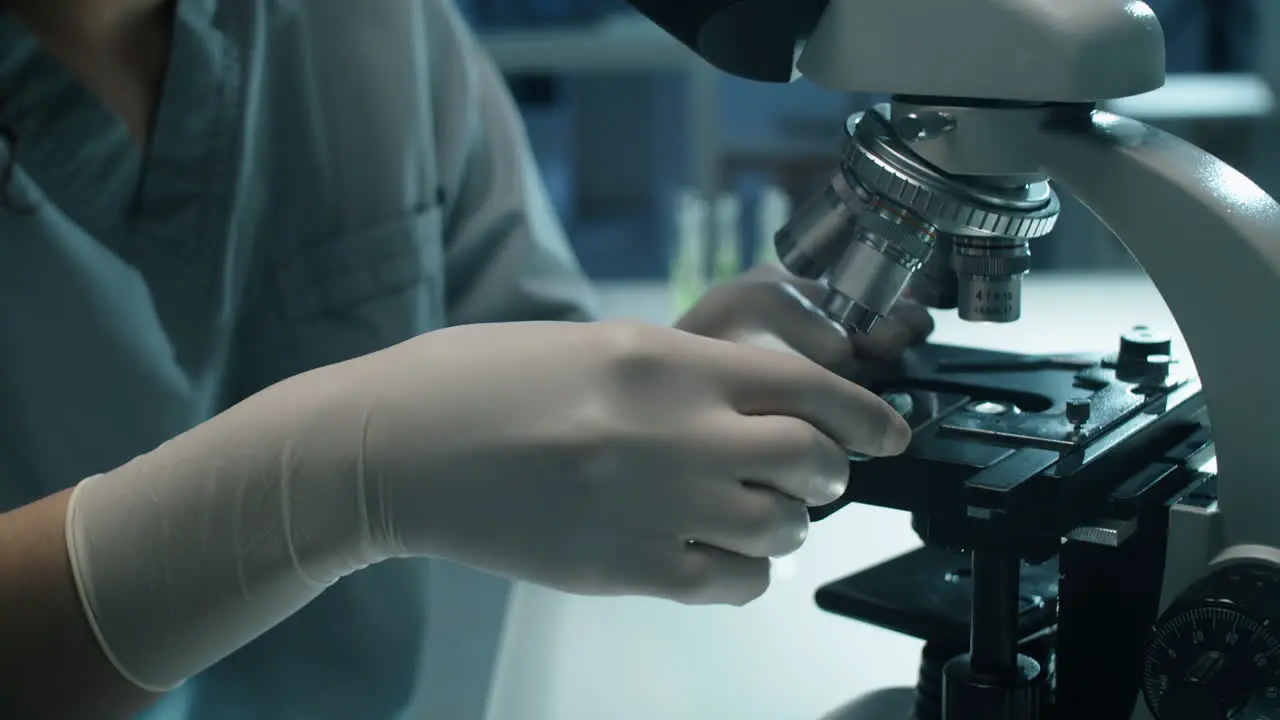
[773, 170, 869, 279]
[951, 238, 1031, 323]
[907, 232, 959, 310]
[822, 197, 938, 334]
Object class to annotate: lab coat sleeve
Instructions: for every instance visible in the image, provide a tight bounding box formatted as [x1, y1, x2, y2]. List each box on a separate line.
[427, 1, 602, 325]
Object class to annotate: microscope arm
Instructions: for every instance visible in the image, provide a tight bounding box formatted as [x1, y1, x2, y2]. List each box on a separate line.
[1034, 111, 1280, 556]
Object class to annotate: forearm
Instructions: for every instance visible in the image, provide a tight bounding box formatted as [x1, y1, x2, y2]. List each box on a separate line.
[0, 489, 155, 719]
[0, 371, 384, 715]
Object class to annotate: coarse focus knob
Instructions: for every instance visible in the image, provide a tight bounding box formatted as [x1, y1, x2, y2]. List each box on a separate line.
[1159, 651, 1245, 720]
[1142, 562, 1280, 719]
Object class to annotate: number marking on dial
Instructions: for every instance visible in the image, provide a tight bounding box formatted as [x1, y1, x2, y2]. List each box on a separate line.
[1144, 605, 1280, 718]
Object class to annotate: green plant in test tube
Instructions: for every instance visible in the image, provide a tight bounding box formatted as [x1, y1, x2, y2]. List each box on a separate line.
[713, 194, 743, 283]
[755, 185, 790, 268]
[669, 190, 709, 318]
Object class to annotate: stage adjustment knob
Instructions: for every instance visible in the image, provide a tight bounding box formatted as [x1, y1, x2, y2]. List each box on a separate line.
[1142, 562, 1280, 719]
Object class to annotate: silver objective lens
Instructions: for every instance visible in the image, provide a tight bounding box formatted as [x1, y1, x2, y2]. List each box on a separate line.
[773, 170, 869, 280]
[822, 196, 938, 334]
[907, 232, 959, 310]
[952, 237, 1032, 322]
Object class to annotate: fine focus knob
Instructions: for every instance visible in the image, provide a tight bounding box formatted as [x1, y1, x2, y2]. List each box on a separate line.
[1159, 650, 1241, 720]
[1142, 562, 1280, 719]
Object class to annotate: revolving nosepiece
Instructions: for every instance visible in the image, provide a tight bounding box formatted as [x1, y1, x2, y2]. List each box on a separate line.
[776, 105, 1060, 333]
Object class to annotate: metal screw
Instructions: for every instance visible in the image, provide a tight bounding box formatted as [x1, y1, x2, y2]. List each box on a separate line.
[896, 111, 957, 141]
[1065, 397, 1092, 428]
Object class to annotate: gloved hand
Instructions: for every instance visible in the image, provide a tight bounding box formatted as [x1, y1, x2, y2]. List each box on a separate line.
[68, 317, 913, 691]
[676, 265, 935, 374]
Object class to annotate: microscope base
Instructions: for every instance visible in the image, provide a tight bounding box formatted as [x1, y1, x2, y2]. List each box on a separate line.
[819, 687, 915, 720]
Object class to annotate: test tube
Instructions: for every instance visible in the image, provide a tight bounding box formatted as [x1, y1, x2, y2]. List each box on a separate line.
[755, 184, 791, 268]
[669, 189, 710, 317]
[713, 193, 743, 283]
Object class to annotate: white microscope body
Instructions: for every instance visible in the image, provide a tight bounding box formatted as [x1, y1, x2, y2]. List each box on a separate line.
[800, 2, 1280, 718]
[623, 1, 1280, 717]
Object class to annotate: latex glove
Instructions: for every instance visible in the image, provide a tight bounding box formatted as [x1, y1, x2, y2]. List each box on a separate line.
[676, 265, 935, 375]
[68, 319, 912, 691]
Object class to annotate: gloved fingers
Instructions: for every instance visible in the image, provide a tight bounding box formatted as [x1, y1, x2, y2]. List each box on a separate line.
[782, 275, 935, 361]
[712, 342, 911, 456]
[664, 543, 772, 606]
[736, 263, 793, 284]
[731, 414, 850, 506]
[724, 279, 857, 376]
[678, 266, 933, 371]
[682, 480, 810, 559]
[754, 261, 933, 333]
[891, 296, 936, 338]
[850, 317, 918, 362]
[677, 267, 855, 375]
[848, 300, 936, 362]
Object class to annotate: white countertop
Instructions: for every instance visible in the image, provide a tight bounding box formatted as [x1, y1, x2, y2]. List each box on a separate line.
[482, 272, 1185, 720]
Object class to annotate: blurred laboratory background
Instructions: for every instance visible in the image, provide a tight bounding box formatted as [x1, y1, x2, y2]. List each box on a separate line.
[456, 0, 1276, 288]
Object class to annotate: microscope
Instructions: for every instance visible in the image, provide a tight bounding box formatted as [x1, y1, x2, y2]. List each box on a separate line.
[625, 1, 1280, 718]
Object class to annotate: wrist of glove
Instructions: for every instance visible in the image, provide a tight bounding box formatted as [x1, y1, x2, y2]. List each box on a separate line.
[66, 371, 390, 692]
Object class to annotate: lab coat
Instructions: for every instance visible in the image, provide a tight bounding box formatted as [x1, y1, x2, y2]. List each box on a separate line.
[0, 1, 597, 717]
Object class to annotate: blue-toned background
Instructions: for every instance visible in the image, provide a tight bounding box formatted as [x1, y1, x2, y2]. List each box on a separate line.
[458, 0, 1269, 279]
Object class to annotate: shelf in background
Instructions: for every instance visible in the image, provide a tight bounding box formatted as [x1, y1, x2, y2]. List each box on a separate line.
[1104, 73, 1275, 120]
[479, 16, 700, 74]
[480, 23, 1278, 280]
